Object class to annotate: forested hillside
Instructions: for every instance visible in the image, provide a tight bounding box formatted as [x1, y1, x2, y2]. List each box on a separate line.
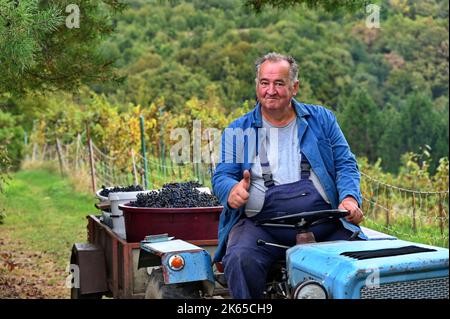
[1, 0, 449, 173]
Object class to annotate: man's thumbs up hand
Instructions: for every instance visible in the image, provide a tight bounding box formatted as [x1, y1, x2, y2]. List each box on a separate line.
[242, 170, 251, 190]
[227, 170, 251, 209]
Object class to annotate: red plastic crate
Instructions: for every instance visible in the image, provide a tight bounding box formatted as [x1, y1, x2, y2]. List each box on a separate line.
[119, 203, 223, 243]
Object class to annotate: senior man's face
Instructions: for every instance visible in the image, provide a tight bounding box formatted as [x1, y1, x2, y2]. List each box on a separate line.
[256, 60, 299, 112]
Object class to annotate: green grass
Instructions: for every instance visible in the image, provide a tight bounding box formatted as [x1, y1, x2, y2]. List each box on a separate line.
[363, 215, 449, 248]
[1, 169, 95, 268]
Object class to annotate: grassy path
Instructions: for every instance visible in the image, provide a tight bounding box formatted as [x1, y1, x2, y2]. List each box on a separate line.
[0, 169, 94, 298]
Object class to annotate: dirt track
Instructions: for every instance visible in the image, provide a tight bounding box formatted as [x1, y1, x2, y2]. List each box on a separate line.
[0, 233, 69, 299]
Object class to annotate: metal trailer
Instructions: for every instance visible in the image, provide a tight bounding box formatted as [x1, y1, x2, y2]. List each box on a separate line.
[69, 215, 219, 299]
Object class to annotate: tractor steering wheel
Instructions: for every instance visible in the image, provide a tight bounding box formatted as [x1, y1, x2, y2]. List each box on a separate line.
[254, 209, 349, 231]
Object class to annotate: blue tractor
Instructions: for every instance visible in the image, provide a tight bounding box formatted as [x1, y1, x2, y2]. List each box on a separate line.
[138, 209, 449, 299]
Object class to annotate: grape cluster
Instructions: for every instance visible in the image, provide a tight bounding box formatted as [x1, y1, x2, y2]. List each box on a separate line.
[130, 181, 221, 208]
[99, 185, 143, 197]
[162, 181, 202, 190]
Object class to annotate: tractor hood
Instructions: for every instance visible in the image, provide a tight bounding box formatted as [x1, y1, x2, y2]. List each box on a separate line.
[286, 239, 449, 298]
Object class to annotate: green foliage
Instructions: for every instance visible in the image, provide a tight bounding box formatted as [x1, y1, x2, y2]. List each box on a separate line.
[434, 157, 450, 192]
[0, 144, 10, 223]
[2, 0, 449, 175]
[0, 144, 10, 191]
[338, 88, 382, 162]
[0, 110, 24, 170]
[0, 0, 125, 95]
[358, 152, 449, 248]
[379, 93, 448, 172]
[376, 14, 449, 100]
[0, 0, 63, 76]
[398, 149, 433, 190]
[245, 0, 371, 13]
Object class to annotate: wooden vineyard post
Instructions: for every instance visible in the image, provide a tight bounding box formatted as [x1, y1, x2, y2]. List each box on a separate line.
[75, 134, 81, 170]
[86, 124, 97, 193]
[385, 187, 391, 228]
[55, 138, 68, 177]
[412, 193, 417, 233]
[131, 149, 139, 186]
[207, 129, 216, 177]
[438, 193, 444, 235]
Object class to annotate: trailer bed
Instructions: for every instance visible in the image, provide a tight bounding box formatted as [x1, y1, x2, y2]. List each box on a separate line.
[85, 214, 219, 299]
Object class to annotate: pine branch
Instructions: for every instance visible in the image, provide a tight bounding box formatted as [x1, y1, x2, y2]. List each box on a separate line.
[0, 0, 126, 95]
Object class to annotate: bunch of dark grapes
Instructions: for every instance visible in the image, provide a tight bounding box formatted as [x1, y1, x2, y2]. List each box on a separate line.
[99, 185, 143, 197]
[162, 181, 202, 191]
[130, 181, 221, 208]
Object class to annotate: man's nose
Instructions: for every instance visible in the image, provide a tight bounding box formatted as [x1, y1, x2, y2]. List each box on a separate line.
[267, 83, 277, 95]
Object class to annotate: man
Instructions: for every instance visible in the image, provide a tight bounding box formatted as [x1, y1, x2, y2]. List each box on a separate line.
[212, 52, 366, 299]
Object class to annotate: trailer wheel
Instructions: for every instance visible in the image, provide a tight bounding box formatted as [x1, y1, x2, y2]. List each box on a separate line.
[145, 268, 202, 299]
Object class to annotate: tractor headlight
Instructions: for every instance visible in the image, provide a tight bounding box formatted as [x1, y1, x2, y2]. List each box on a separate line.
[293, 281, 327, 299]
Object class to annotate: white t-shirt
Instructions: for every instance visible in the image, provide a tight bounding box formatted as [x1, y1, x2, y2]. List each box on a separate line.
[245, 118, 330, 217]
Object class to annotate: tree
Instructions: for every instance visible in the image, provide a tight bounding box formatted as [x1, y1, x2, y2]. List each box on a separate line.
[0, 0, 126, 95]
[1, 0, 448, 178]
[338, 88, 382, 163]
[245, 0, 371, 12]
[0, 144, 10, 193]
[0, 0, 126, 178]
[380, 93, 448, 173]
[397, 93, 448, 172]
[0, 143, 10, 223]
[0, 110, 25, 169]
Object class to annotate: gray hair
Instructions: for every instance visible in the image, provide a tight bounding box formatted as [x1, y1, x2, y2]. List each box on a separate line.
[255, 52, 299, 88]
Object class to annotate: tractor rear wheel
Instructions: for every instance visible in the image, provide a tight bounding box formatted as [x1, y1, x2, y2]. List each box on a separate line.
[145, 268, 202, 299]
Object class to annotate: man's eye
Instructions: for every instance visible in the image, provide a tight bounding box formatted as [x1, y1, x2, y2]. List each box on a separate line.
[260, 81, 269, 86]
[275, 82, 285, 87]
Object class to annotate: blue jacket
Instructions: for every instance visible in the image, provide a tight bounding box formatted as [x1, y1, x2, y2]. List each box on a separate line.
[212, 99, 367, 262]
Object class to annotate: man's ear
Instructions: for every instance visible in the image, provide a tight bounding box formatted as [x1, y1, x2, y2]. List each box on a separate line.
[292, 80, 300, 96]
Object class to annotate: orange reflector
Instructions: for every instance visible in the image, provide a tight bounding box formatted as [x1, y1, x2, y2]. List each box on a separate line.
[170, 255, 184, 270]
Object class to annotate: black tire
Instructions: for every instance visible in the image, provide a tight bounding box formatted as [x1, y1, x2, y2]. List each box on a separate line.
[145, 268, 202, 299]
[71, 287, 103, 299]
